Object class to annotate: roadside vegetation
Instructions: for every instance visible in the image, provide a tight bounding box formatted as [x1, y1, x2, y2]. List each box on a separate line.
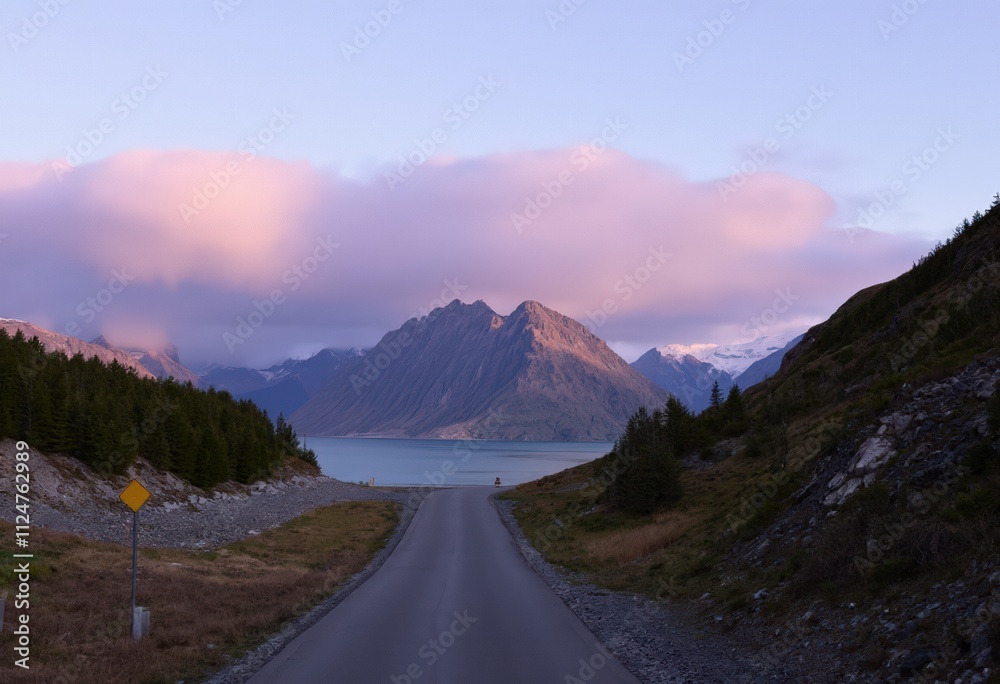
[507, 198, 1000, 678]
[0, 330, 317, 487]
[0, 500, 398, 683]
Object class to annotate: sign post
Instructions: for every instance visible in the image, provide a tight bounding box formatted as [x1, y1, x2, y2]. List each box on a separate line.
[119, 480, 151, 640]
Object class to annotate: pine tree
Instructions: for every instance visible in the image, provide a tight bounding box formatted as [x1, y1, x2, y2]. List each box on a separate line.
[710, 380, 722, 409]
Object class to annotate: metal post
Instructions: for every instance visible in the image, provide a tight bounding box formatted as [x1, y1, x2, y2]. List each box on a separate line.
[131, 510, 138, 639]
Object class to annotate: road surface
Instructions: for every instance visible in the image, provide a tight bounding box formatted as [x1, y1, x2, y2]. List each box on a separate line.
[249, 486, 641, 683]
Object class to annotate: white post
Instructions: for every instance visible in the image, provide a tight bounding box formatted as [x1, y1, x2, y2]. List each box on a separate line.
[132, 607, 144, 640]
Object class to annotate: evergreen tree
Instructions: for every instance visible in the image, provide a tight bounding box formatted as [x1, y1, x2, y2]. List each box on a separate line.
[0, 331, 309, 485]
[709, 380, 723, 409]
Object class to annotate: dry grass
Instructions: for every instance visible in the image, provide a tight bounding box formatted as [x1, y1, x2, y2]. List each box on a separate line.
[0, 500, 398, 683]
[585, 513, 694, 564]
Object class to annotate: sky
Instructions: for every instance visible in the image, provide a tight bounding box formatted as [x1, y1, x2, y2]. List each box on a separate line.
[1, 0, 996, 367]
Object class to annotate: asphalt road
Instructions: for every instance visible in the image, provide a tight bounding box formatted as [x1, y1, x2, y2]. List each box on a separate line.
[248, 486, 641, 684]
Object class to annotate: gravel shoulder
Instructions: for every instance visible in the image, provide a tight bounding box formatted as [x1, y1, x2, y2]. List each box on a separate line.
[493, 494, 807, 684]
[0, 439, 413, 549]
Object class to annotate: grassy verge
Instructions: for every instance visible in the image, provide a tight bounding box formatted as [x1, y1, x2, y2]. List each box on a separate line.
[503, 449, 801, 605]
[0, 500, 399, 683]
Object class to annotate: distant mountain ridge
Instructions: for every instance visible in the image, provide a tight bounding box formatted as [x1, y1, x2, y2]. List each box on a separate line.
[91, 336, 201, 386]
[631, 350, 735, 413]
[201, 348, 363, 420]
[655, 337, 791, 377]
[291, 300, 665, 440]
[631, 335, 799, 412]
[0, 319, 155, 379]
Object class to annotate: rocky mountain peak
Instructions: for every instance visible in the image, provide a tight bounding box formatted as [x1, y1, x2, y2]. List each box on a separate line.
[291, 299, 665, 440]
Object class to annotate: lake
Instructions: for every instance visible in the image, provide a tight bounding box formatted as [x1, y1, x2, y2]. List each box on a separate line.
[307, 437, 614, 487]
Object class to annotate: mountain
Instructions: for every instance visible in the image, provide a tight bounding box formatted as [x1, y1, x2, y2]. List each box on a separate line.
[200, 348, 363, 420]
[733, 333, 804, 388]
[631, 335, 797, 412]
[91, 336, 201, 386]
[655, 337, 791, 377]
[0, 319, 155, 379]
[291, 300, 666, 440]
[631, 350, 734, 413]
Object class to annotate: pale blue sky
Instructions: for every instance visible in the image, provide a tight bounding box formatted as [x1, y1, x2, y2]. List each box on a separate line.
[1, 1, 997, 364]
[4, 1, 996, 235]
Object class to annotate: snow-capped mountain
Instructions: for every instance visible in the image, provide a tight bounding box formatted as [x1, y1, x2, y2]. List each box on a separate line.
[91, 336, 201, 386]
[632, 335, 803, 412]
[655, 336, 792, 378]
[631, 350, 734, 413]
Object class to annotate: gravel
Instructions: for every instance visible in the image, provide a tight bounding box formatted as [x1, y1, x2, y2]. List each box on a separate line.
[493, 496, 807, 684]
[27, 476, 409, 549]
[0, 441, 414, 550]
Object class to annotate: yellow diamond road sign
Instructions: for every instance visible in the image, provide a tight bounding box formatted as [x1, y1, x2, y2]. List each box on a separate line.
[120, 480, 151, 512]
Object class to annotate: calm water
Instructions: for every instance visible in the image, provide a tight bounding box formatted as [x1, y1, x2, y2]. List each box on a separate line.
[307, 437, 614, 487]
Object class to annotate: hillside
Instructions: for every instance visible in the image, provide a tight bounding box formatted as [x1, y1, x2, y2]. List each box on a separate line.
[0, 319, 154, 379]
[91, 336, 201, 386]
[0, 326, 316, 488]
[734, 334, 803, 387]
[292, 300, 666, 440]
[507, 199, 1000, 683]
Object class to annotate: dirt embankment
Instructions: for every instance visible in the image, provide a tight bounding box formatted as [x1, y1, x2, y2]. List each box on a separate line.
[0, 440, 410, 549]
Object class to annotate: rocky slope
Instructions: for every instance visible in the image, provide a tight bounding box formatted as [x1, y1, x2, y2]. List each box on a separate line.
[0, 319, 154, 379]
[292, 300, 666, 441]
[719, 357, 1000, 682]
[0, 438, 407, 549]
[92, 336, 201, 385]
[700, 205, 1000, 682]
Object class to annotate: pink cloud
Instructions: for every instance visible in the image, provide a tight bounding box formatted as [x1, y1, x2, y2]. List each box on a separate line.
[0, 149, 929, 364]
